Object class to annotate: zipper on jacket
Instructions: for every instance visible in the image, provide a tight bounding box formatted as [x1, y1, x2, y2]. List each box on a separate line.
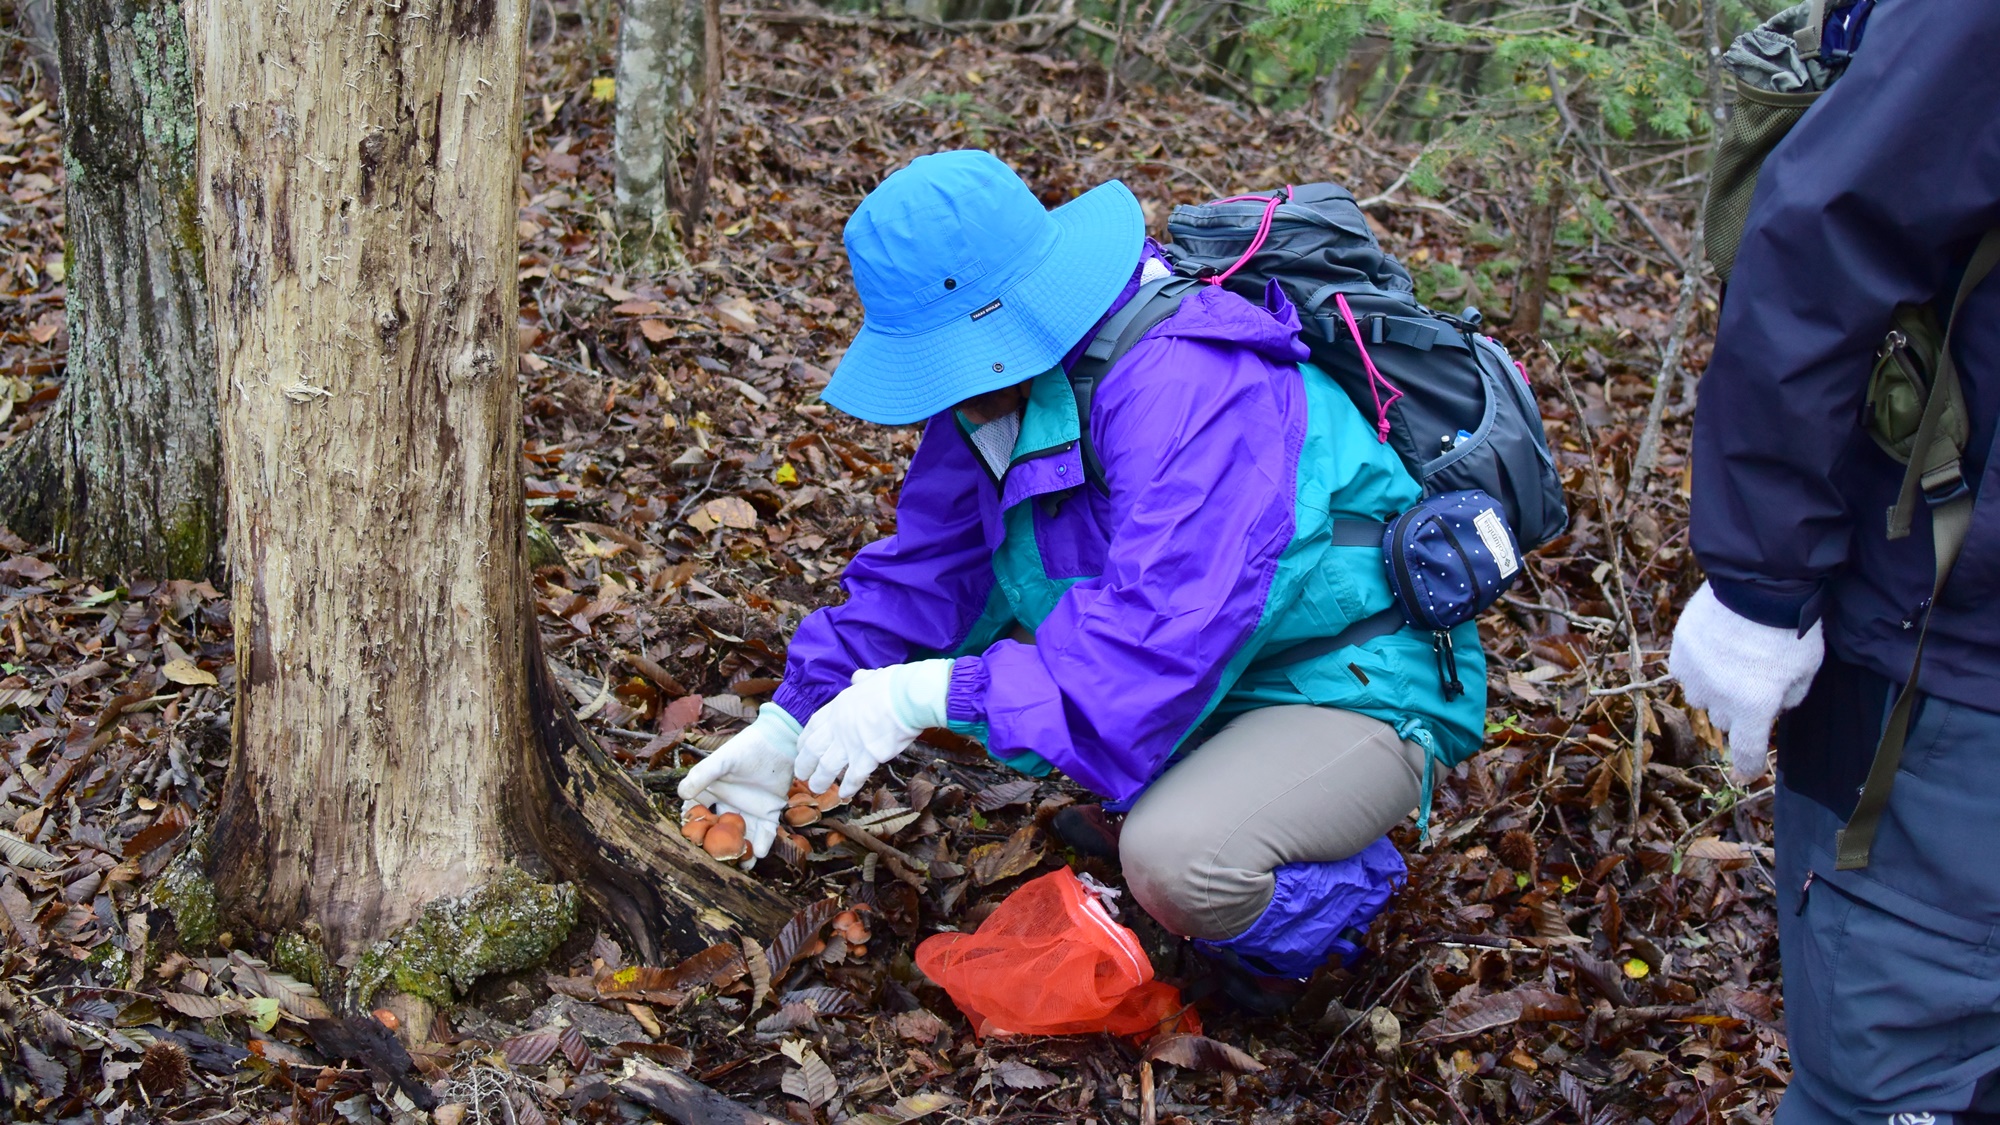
[1796, 870, 1816, 916]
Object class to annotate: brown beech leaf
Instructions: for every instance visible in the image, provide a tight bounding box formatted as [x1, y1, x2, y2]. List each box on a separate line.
[160, 992, 243, 1020]
[702, 496, 759, 530]
[559, 1025, 591, 1070]
[612, 1041, 694, 1070]
[765, 898, 842, 982]
[1414, 987, 1584, 1042]
[658, 693, 703, 736]
[971, 779, 1037, 811]
[742, 935, 773, 1010]
[1685, 835, 1751, 862]
[969, 825, 1044, 885]
[123, 803, 192, 858]
[894, 1008, 948, 1044]
[990, 1060, 1061, 1089]
[660, 942, 747, 993]
[778, 1039, 837, 1107]
[501, 1027, 561, 1068]
[755, 1001, 819, 1037]
[592, 966, 686, 1007]
[778, 984, 862, 1015]
[1144, 1033, 1266, 1074]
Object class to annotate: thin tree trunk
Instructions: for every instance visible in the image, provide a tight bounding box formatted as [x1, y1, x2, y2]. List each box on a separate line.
[613, 0, 707, 260]
[1511, 179, 1565, 340]
[0, 0, 220, 580]
[186, 0, 787, 967]
[10, 0, 60, 102]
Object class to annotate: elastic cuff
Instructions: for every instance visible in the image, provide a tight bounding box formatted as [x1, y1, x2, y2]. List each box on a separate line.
[1707, 575, 1826, 635]
[771, 679, 841, 728]
[758, 702, 803, 737]
[945, 655, 988, 727]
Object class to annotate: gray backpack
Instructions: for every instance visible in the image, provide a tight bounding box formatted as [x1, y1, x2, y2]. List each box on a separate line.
[1069, 183, 1569, 552]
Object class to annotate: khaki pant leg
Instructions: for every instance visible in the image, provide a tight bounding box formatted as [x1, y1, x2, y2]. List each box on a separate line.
[1119, 705, 1426, 941]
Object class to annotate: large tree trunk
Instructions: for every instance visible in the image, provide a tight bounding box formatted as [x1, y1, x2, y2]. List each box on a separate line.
[0, 0, 221, 580]
[612, 0, 713, 259]
[186, 0, 787, 969]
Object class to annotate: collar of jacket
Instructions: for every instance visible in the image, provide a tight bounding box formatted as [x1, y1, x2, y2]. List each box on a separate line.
[953, 364, 1088, 511]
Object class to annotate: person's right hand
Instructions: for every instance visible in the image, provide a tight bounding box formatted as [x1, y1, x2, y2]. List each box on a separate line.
[677, 704, 801, 861]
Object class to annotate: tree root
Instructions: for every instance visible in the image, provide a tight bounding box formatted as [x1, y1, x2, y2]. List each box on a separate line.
[520, 626, 792, 965]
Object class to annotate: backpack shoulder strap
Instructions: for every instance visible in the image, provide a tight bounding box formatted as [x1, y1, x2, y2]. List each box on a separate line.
[1838, 226, 2000, 871]
[1068, 275, 1201, 491]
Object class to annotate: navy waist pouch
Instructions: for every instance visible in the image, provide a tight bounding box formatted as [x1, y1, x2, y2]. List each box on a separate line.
[1382, 489, 1521, 699]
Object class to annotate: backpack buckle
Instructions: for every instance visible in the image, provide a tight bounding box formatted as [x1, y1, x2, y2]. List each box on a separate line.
[1920, 464, 1969, 506]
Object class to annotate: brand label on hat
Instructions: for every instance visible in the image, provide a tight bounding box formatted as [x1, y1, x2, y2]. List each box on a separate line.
[970, 299, 1003, 321]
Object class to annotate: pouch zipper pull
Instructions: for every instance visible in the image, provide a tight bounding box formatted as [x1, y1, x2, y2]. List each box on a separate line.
[1432, 630, 1464, 701]
[1795, 870, 1816, 916]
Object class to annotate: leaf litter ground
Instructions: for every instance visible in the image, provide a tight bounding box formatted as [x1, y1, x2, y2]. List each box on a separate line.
[0, 6, 1776, 1123]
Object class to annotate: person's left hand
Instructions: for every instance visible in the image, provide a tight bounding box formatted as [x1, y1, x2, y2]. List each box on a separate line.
[796, 659, 955, 799]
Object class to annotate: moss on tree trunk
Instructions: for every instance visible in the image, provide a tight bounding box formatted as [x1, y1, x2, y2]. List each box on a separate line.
[0, 0, 220, 581]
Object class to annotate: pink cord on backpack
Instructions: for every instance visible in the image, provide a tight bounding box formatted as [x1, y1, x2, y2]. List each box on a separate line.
[1205, 187, 1293, 288]
[1334, 291, 1401, 443]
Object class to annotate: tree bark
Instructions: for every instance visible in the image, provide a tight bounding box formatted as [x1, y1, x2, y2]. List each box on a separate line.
[1510, 179, 1565, 340]
[0, 0, 221, 580]
[613, 0, 709, 258]
[186, 0, 788, 967]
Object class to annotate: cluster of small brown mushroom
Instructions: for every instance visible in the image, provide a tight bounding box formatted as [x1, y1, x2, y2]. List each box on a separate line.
[678, 804, 749, 861]
[783, 779, 844, 826]
[680, 780, 849, 864]
[829, 908, 871, 958]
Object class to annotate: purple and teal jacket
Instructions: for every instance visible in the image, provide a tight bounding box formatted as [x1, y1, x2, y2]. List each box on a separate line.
[776, 260, 1488, 792]
[775, 263, 1486, 800]
[773, 258, 1487, 975]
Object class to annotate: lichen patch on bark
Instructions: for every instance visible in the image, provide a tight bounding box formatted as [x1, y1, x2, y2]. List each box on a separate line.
[350, 868, 578, 1008]
[154, 848, 220, 951]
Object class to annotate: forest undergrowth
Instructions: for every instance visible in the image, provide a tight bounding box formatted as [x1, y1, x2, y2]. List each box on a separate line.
[0, 7, 1778, 1123]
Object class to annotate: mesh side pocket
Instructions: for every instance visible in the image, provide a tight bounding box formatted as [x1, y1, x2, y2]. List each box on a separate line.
[1704, 79, 1820, 282]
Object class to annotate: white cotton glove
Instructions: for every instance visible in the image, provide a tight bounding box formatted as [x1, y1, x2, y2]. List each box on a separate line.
[794, 659, 955, 800]
[1668, 581, 1824, 784]
[677, 703, 801, 862]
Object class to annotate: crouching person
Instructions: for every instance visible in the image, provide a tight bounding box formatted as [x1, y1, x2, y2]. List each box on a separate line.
[679, 150, 1486, 1007]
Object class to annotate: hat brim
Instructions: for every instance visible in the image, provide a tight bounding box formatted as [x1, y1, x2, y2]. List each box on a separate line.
[823, 179, 1146, 426]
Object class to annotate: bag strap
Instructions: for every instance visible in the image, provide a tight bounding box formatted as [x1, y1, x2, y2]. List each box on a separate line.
[1251, 606, 1404, 670]
[1884, 230, 2000, 543]
[1069, 275, 1200, 491]
[1835, 228, 2000, 870]
[1794, 0, 1830, 58]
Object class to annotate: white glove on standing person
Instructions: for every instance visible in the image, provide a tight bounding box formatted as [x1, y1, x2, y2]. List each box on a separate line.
[1668, 581, 1824, 784]
[795, 659, 955, 799]
[677, 703, 801, 861]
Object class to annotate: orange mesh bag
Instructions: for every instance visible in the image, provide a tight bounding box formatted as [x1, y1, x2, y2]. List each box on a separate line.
[915, 868, 1197, 1039]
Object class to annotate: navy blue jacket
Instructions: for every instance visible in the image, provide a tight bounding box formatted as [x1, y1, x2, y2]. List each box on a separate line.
[1692, 0, 2000, 710]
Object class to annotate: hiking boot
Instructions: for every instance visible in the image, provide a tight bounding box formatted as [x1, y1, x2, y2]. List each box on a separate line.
[1049, 804, 1123, 861]
[1179, 945, 1309, 1018]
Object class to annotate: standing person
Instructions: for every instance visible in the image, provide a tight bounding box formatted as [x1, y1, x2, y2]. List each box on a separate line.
[678, 150, 1487, 1006]
[1669, 3, 2000, 1121]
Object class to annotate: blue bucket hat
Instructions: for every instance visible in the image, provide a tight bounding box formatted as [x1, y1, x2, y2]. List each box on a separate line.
[825, 150, 1145, 425]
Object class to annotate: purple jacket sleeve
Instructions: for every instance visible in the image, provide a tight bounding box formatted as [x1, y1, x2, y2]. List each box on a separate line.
[946, 332, 1303, 802]
[774, 419, 997, 724]
[1691, 0, 2000, 629]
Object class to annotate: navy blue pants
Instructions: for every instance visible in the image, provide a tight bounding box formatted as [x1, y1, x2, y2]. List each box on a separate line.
[1772, 657, 2000, 1124]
